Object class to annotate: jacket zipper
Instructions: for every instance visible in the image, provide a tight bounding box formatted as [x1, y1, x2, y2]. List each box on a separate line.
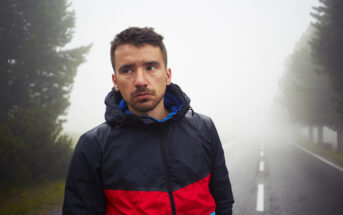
[158, 129, 177, 215]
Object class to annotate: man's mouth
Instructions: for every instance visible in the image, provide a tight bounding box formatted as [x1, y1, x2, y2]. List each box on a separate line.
[132, 89, 153, 97]
[133, 92, 151, 100]
[136, 92, 149, 96]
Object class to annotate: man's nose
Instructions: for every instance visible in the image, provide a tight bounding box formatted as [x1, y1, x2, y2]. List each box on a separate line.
[134, 68, 148, 87]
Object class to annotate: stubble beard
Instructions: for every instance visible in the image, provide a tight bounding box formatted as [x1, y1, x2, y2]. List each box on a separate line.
[127, 87, 166, 114]
[131, 95, 164, 113]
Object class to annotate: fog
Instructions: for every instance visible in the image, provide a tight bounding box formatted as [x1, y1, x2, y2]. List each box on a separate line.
[4, 1, 343, 214]
[64, 0, 319, 141]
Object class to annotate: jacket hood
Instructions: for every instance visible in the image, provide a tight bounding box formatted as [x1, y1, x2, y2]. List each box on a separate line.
[104, 83, 191, 127]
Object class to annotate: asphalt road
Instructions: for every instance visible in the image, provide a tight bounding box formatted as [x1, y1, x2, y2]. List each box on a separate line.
[224, 135, 343, 215]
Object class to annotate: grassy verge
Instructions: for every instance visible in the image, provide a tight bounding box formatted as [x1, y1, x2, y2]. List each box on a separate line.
[0, 180, 65, 215]
[296, 138, 343, 165]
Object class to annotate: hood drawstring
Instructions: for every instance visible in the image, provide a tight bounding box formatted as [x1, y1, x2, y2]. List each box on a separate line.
[189, 107, 195, 116]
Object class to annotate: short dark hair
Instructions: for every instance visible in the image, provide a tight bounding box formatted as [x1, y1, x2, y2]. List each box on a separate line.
[110, 27, 168, 72]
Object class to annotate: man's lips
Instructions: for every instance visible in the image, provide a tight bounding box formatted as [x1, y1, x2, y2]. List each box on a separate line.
[133, 92, 151, 100]
[135, 93, 149, 97]
[131, 89, 154, 100]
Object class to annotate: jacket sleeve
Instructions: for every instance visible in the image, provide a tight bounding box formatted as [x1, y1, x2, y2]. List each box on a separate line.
[63, 134, 106, 215]
[208, 120, 234, 215]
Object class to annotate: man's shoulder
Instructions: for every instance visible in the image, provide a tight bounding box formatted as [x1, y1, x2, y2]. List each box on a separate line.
[81, 122, 111, 139]
[183, 110, 215, 131]
[75, 122, 113, 150]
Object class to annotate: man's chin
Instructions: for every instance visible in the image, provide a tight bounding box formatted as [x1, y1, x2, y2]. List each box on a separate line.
[130, 103, 155, 113]
[128, 96, 164, 115]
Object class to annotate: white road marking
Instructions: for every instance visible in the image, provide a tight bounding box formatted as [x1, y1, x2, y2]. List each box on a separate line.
[259, 161, 264, 172]
[292, 143, 343, 172]
[256, 184, 264, 212]
[260, 151, 264, 157]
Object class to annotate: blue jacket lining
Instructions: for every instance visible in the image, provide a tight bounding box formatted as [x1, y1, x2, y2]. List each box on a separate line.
[118, 92, 184, 122]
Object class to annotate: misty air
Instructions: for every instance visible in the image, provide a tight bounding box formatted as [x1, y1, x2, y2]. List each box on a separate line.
[1, 0, 343, 215]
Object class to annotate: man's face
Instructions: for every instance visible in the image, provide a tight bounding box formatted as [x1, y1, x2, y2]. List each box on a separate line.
[112, 44, 171, 115]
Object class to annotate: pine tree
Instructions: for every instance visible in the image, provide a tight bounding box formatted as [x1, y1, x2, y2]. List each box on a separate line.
[0, 0, 90, 185]
[311, 0, 343, 151]
[279, 26, 339, 147]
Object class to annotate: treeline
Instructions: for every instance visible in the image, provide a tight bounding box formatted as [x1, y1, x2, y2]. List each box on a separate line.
[279, 0, 343, 151]
[0, 0, 90, 188]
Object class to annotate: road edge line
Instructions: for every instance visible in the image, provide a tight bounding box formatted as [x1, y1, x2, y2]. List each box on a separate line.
[291, 142, 343, 172]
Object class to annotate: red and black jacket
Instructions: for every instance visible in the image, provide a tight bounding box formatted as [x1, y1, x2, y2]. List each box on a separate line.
[63, 83, 234, 215]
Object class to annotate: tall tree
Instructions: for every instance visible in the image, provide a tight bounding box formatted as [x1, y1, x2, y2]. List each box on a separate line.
[311, 0, 343, 151]
[0, 0, 90, 184]
[279, 26, 339, 146]
[0, 0, 90, 122]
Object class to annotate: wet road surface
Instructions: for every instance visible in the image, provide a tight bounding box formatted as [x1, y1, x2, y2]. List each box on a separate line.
[225, 136, 343, 215]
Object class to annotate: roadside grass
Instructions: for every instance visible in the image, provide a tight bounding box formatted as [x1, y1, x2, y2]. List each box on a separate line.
[0, 180, 65, 215]
[296, 138, 343, 165]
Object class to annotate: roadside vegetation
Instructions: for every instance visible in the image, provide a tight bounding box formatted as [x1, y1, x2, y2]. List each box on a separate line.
[296, 137, 343, 165]
[278, 0, 343, 152]
[65, 131, 82, 147]
[0, 0, 89, 214]
[0, 180, 65, 215]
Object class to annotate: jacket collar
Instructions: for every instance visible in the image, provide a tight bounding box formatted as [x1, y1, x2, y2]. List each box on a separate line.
[104, 83, 191, 128]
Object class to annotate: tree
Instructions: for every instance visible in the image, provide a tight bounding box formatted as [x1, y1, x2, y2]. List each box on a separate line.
[311, 0, 343, 151]
[0, 0, 90, 122]
[0, 0, 90, 185]
[278, 26, 339, 146]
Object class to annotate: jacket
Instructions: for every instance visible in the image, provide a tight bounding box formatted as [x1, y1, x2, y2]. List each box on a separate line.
[63, 83, 234, 215]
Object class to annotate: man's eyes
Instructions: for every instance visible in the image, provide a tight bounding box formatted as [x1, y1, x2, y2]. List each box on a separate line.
[120, 69, 132, 74]
[146, 65, 156, 71]
[119, 64, 158, 73]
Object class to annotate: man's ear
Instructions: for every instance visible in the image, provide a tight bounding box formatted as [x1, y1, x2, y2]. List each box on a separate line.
[166, 68, 172, 85]
[112, 74, 120, 91]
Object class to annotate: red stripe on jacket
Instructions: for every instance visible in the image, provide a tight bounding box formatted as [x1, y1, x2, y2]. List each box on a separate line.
[104, 174, 215, 215]
[174, 174, 216, 214]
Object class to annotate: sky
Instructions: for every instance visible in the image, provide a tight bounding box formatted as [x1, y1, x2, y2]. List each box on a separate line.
[64, 0, 320, 139]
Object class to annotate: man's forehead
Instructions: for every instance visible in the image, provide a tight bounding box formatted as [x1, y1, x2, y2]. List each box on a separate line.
[114, 44, 164, 66]
[115, 44, 160, 56]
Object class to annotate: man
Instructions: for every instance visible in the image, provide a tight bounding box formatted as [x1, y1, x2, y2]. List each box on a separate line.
[63, 27, 234, 215]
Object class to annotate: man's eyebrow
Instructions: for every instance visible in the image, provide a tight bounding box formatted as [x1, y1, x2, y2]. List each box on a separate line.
[143, 61, 160, 66]
[118, 64, 135, 72]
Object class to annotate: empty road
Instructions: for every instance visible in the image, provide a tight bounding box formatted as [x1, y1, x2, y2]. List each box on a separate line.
[225, 135, 343, 215]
